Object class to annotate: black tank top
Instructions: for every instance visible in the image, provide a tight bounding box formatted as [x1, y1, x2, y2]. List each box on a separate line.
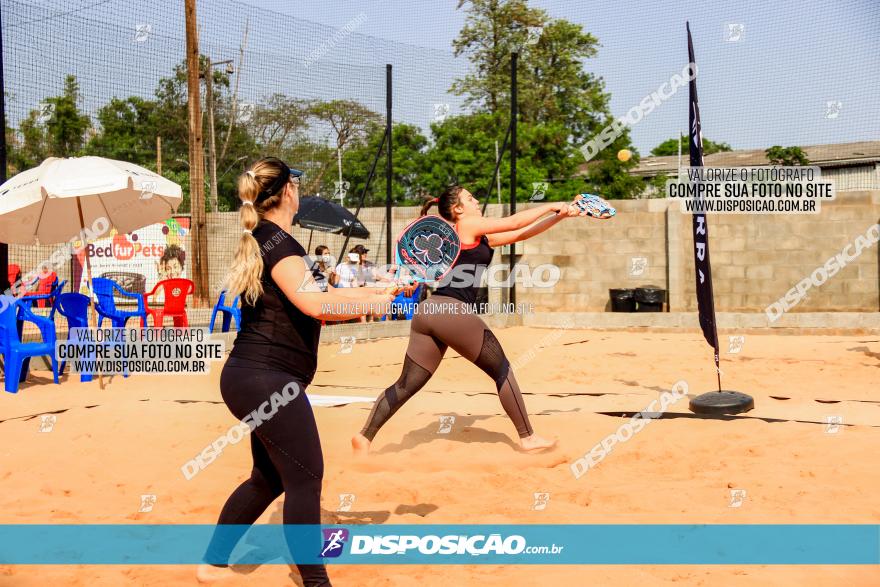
[229, 219, 322, 383]
[432, 234, 494, 305]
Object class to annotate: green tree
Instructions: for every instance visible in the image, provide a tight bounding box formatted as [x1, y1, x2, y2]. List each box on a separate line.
[153, 61, 192, 173]
[149, 57, 258, 211]
[452, 0, 605, 140]
[651, 136, 732, 156]
[85, 96, 159, 164]
[9, 75, 91, 171]
[244, 93, 310, 154]
[305, 99, 382, 196]
[11, 112, 50, 172]
[579, 127, 644, 199]
[308, 99, 381, 153]
[342, 123, 430, 207]
[423, 113, 506, 196]
[6, 124, 29, 175]
[765, 145, 809, 166]
[44, 75, 91, 156]
[517, 19, 605, 143]
[450, 0, 642, 199]
[422, 112, 603, 203]
[451, 0, 544, 114]
[204, 71, 260, 210]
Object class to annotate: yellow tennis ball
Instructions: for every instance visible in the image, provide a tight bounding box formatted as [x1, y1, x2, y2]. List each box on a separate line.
[617, 149, 632, 162]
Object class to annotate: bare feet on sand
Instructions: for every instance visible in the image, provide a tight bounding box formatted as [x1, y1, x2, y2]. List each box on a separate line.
[519, 433, 558, 452]
[351, 432, 371, 455]
[196, 563, 238, 583]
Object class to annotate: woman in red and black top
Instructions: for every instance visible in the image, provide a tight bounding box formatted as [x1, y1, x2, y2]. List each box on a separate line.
[353, 185, 588, 455]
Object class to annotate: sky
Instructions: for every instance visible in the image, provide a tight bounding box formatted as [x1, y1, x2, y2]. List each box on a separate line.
[5, 0, 879, 156]
[251, 0, 880, 154]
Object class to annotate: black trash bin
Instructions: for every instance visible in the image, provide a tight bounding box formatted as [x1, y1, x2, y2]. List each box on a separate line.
[609, 288, 636, 312]
[635, 286, 666, 312]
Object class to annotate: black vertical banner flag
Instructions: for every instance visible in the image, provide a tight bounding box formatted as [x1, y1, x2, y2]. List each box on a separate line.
[687, 22, 721, 386]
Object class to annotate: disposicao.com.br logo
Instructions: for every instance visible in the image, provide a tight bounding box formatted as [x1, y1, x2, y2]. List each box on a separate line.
[322, 528, 563, 559]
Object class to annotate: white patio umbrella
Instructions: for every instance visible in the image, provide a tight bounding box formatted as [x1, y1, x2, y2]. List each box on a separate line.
[0, 156, 182, 244]
[0, 156, 183, 387]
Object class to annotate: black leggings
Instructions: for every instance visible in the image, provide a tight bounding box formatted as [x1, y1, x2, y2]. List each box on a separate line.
[361, 295, 534, 442]
[204, 357, 330, 587]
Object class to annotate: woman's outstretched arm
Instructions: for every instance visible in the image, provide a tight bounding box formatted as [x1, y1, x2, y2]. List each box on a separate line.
[457, 201, 567, 243]
[487, 211, 567, 247]
[487, 195, 587, 246]
[272, 257, 395, 321]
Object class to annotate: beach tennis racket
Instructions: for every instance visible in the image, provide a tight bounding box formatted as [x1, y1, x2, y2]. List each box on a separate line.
[394, 215, 461, 284]
[572, 193, 616, 219]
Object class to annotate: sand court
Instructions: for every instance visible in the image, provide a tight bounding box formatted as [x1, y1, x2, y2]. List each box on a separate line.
[0, 327, 878, 585]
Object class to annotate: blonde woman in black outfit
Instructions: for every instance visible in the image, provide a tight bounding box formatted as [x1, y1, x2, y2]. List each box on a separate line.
[352, 186, 593, 455]
[197, 157, 394, 586]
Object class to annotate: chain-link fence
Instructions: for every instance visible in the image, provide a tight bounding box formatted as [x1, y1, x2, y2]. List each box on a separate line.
[3, 0, 878, 326]
[2, 0, 477, 324]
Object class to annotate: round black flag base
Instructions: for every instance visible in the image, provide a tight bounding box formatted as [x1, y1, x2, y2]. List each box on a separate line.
[689, 391, 754, 415]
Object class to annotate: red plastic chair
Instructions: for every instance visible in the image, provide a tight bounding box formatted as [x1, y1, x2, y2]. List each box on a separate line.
[7, 264, 21, 294]
[22, 272, 59, 308]
[142, 279, 194, 327]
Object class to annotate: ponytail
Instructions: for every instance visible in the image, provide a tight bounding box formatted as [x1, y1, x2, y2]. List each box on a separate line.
[224, 158, 289, 305]
[419, 197, 439, 217]
[423, 185, 465, 221]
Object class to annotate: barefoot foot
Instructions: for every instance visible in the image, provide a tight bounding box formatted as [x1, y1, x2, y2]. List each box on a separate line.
[519, 433, 558, 452]
[351, 432, 371, 456]
[196, 563, 237, 583]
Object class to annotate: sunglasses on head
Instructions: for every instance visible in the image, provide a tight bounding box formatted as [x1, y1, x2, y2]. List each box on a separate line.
[256, 166, 304, 201]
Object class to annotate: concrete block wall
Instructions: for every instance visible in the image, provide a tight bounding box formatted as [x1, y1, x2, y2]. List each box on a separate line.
[515, 200, 669, 312]
[672, 190, 880, 312]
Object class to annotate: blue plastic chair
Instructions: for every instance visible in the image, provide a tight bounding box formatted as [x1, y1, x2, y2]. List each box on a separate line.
[0, 295, 60, 393]
[209, 290, 241, 333]
[56, 292, 130, 381]
[21, 278, 67, 320]
[389, 284, 422, 320]
[92, 277, 148, 328]
[55, 292, 94, 383]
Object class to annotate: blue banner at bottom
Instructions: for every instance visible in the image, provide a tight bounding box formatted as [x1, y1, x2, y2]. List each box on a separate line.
[0, 525, 877, 565]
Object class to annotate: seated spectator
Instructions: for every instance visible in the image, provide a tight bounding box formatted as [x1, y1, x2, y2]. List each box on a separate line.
[310, 245, 336, 291]
[352, 244, 375, 285]
[351, 244, 401, 321]
[353, 244, 397, 287]
[334, 248, 363, 288]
